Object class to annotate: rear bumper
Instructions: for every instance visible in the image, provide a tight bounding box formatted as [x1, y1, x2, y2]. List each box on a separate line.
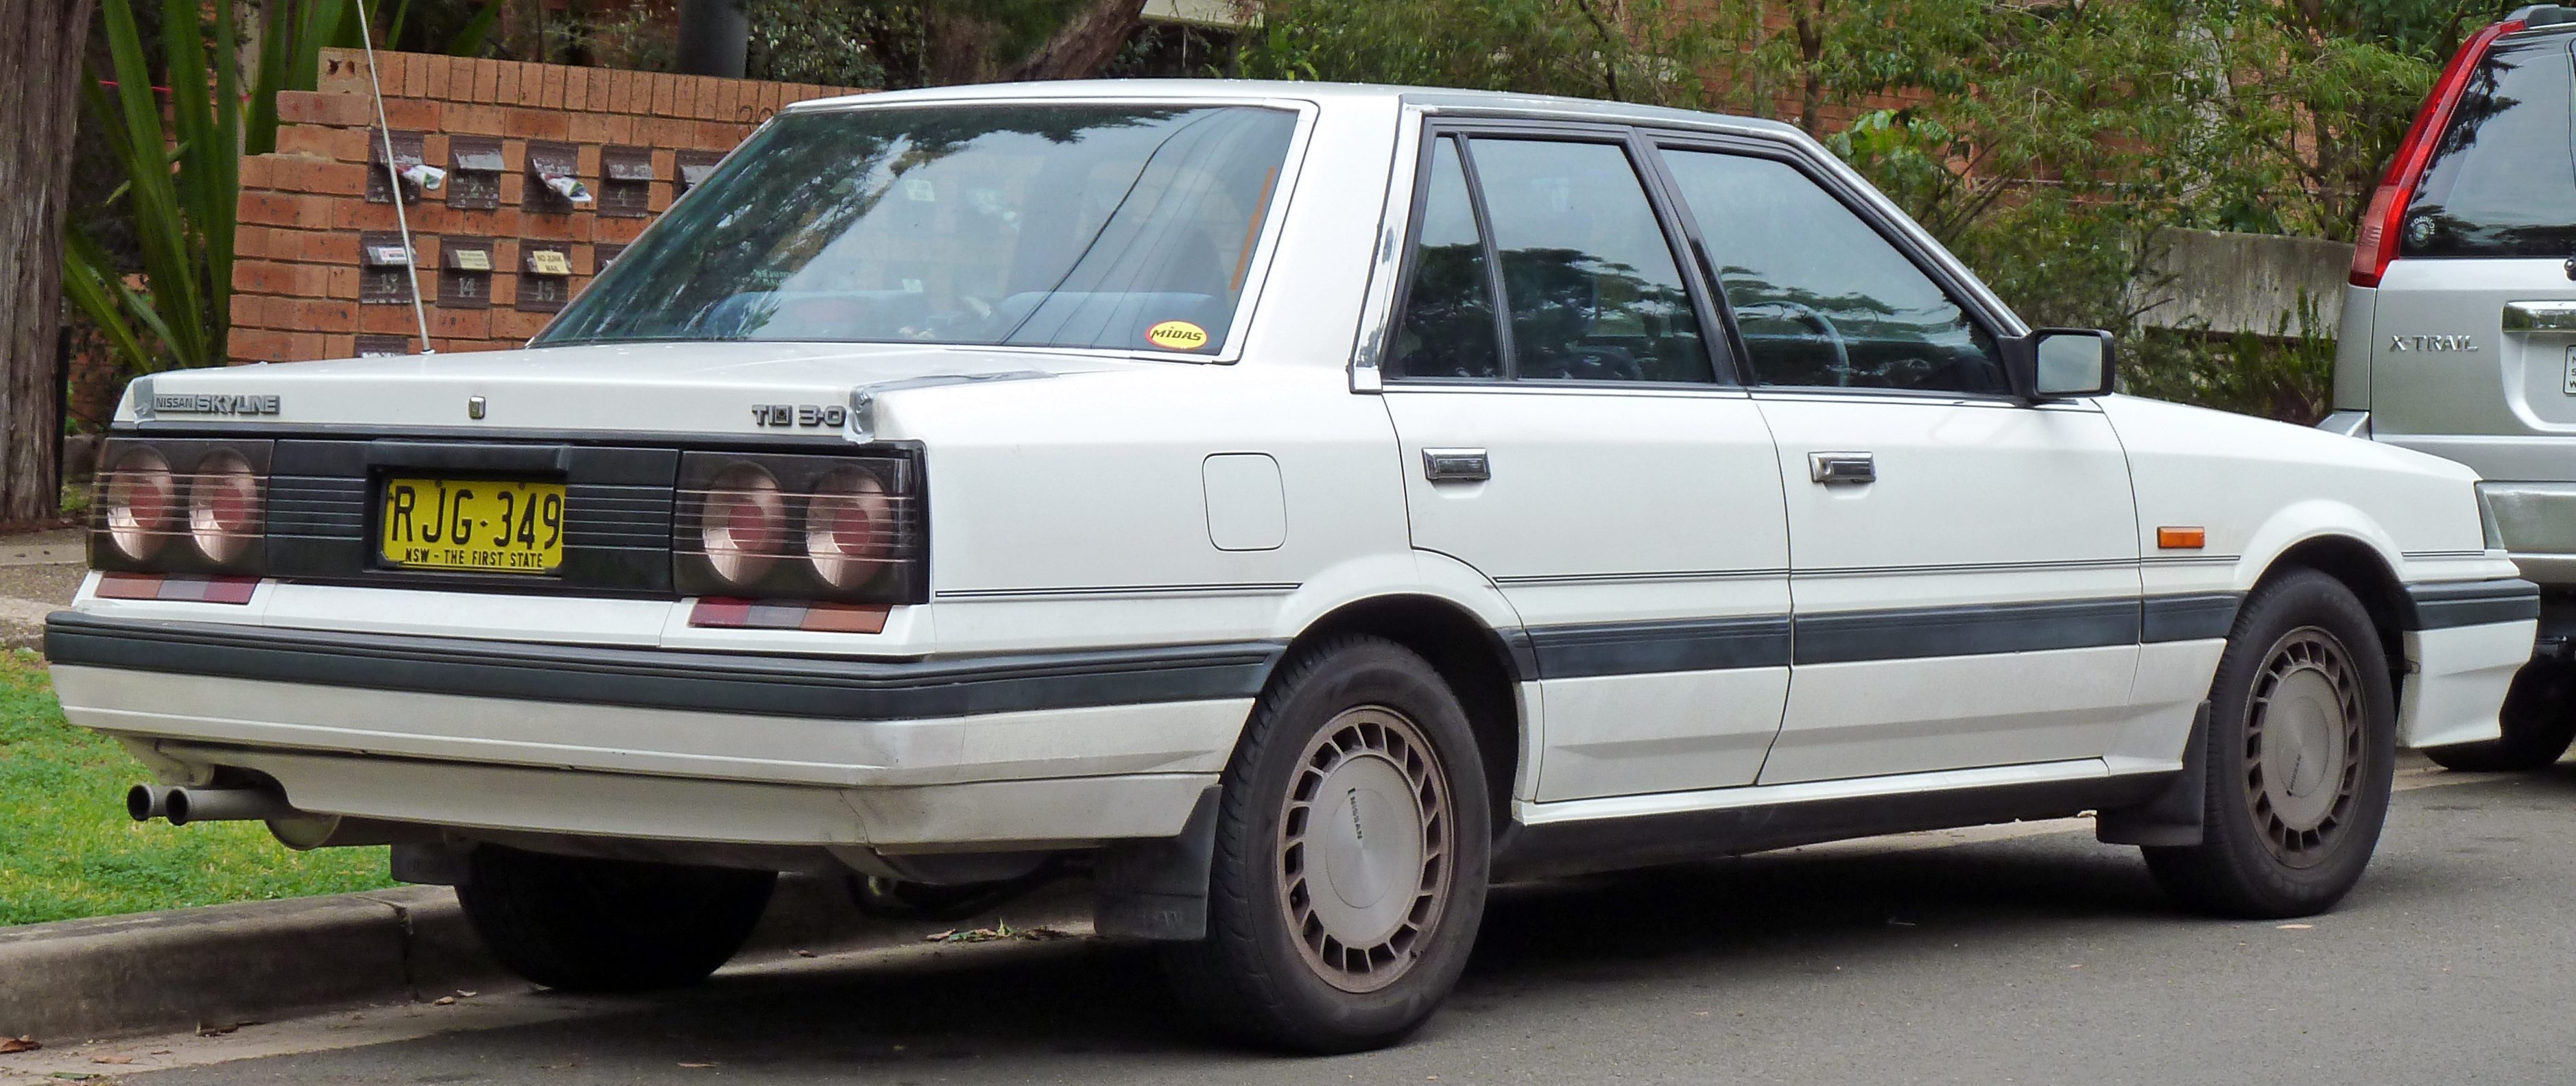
[45, 612, 1271, 849]
[2476, 481, 2576, 589]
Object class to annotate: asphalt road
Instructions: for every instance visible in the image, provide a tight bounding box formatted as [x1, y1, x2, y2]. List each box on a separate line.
[88, 761, 2576, 1085]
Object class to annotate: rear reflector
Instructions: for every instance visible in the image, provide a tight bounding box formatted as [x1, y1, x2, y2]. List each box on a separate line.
[688, 597, 889, 634]
[96, 572, 259, 604]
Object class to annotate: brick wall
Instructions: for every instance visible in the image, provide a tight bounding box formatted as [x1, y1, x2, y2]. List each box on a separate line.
[226, 49, 865, 363]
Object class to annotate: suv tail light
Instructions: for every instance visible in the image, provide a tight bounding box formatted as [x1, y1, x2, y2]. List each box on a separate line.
[91, 438, 274, 575]
[2351, 18, 2525, 287]
[675, 451, 923, 605]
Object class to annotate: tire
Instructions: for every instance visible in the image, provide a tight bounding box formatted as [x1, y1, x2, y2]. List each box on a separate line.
[2143, 569, 2398, 919]
[2420, 661, 2576, 772]
[456, 845, 777, 992]
[1158, 636, 1492, 1053]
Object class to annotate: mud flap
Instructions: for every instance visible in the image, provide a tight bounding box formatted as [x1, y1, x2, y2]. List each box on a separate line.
[2095, 702, 2208, 847]
[1093, 785, 1221, 941]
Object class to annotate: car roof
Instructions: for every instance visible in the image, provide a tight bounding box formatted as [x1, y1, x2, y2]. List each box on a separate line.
[780, 78, 1811, 142]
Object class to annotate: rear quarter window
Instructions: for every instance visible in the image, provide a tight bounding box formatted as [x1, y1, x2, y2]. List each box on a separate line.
[2404, 33, 2576, 259]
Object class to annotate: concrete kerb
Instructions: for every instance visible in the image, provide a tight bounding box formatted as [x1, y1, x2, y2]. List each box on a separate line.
[0, 871, 1090, 1046]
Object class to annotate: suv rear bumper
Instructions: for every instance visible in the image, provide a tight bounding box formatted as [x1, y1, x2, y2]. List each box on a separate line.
[2476, 481, 2576, 588]
[44, 612, 1272, 849]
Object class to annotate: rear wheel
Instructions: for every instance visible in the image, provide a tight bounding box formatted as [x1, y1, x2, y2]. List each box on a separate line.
[2144, 570, 2397, 919]
[2420, 661, 2576, 772]
[1159, 636, 1491, 1053]
[457, 845, 776, 992]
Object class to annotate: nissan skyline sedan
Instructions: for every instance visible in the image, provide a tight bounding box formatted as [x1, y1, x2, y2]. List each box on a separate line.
[48, 81, 2539, 1052]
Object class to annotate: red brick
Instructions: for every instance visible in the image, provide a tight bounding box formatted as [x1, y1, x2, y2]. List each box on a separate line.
[233, 260, 330, 297]
[673, 76, 698, 119]
[575, 144, 600, 176]
[497, 174, 525, 206]
[287, 298, 359, 329]
[360, 304, 422, 333]
[523, 213, 573, 240]
[431, 308, 490, 339]
[497, 63, 521, 108]
[331, 200, 400, 230]
[228, 294, 270, 330]
[299, 230, 361, 265]
[402, 53, 427, 98]
[421, 133, 449, 165]
[607, 115, 636, 144]
[474, 59, 501, 104]
[287, 331, 331, 361]
[595, 216, 645, 244]
[510, 108, 569, 142]
[326, 267, 359, 300]
[570, 112, 612, 145]
[239, 192, 318, 228]
[276, 90, 370, 128]
[652, 75, 676, 117]
[292, 160, 368, 198]
[276, 125, 365, 164]
[239, 155, 274, 191]
[617, 71, 644, 114]
[229, 328, 292, 363]
[235, 225, 272, 260]
[492, 309, 553, 340]
[449, 104, 505, 136]
[318, 53, 365, 93]
[381, 97, 440, 132]
[540, 65, 564, 110]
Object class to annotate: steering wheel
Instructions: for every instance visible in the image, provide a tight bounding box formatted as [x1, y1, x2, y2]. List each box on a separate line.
[1733, 300, 1853, 386]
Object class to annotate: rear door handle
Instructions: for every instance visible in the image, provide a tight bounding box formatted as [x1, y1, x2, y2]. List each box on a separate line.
[2503, 300, 2576, 332]
[1808, 451, 1875, 485]
[1422, 448, 1491, 482]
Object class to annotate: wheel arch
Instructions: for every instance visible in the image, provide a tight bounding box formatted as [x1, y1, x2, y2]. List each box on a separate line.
[1276, 593, 1526, 836]
[2252, 533, 2410, 690]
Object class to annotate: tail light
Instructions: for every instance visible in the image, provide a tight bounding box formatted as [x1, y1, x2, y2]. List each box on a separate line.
[102, 446, 177, 562]
[92, 439, 273, 574]
[698, 463, 786, 586]
[2352, 18, 2524, 287]
[676, 451, 922, 605]
[187, 449, 263, 564]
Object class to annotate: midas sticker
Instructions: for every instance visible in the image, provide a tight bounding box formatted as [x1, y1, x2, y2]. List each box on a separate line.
[1145, 319, 1210, 351]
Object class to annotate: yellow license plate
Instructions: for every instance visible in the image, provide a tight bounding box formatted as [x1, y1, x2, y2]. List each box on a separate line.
[379, 477, 566, 575]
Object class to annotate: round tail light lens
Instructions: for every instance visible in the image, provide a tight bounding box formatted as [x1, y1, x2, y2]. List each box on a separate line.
[187, 449, 261, 564]
[806, 469, 894, 589]
[700, 464, 785, 585]
[103, 448, 177, 562]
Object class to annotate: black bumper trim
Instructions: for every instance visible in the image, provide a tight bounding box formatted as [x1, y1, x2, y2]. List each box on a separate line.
[43, 612, 1285, 722]
[2400, 578, 2542, 631]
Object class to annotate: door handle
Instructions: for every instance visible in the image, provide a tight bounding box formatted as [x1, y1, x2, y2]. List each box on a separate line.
[2503, 300, 2576, 332]
[1422, 448, 1491, 483]
[1808, 451, 1875, 485]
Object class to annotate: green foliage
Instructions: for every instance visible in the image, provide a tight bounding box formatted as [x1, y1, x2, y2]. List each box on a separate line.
[745, 0, 892, 86]
[0, 651, 392, 927]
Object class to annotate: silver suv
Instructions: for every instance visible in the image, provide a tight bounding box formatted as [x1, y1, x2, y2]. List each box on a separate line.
[2331, 3, 2576, 769]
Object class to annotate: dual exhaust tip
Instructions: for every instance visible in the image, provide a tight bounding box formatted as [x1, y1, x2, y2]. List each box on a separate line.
[126, 784, 293, 826]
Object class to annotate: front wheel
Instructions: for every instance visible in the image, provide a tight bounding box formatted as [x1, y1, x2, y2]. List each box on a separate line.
[2144, 570, 2397, 919]
[1158, 636, 1492, 1053]
[456, 845, 776, 992]
[2421, 661, 2576, 772]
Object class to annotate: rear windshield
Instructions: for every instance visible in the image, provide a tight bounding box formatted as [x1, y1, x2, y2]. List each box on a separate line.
[535, 104, 1298, 356]
[2403, 33, 2576, 259]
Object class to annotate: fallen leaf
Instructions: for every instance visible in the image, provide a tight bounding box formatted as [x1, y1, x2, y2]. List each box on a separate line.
[47, 1073, 99, 1081]
[680, 1062, 717, 1068]
[455, 991, 477, 999]
[793, 949, 818, 958]
[193, 1024, 239, 1038]
[2276, 924, 2313, 930]
[91, 1056, 132, 1065]
[0, 1037, 39, 1054]
[149, 1050, 171, 1056]
[433, 996, 457, 1006]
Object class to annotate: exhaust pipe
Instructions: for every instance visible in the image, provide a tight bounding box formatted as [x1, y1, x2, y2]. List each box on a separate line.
[163, 786, 295, 826]
[126, 784, 176, 822]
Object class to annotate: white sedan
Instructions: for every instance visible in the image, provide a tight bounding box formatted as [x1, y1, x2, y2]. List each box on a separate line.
[51, 81, 2536, 1052]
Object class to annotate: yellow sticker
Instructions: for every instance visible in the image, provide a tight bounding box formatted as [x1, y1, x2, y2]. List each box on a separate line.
[1145, 319, 1210, 351]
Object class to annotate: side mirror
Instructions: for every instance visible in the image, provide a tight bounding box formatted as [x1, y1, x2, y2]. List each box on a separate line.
[2005, 328, 2117, 400]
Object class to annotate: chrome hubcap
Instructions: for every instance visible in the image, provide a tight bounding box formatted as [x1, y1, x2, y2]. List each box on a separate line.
[1278, 706, 1452, 993]
[2243, 628, 2364, 867]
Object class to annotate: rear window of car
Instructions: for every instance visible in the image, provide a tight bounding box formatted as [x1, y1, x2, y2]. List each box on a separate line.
[535, 104, 1298, 356]
[2403, 33, 2576, 260]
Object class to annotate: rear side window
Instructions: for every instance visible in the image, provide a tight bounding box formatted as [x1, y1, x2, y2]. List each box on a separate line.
[2404, 34, 2576, 260]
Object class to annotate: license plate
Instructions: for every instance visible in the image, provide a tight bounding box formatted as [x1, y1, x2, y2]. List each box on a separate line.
[379, 477, 566, 575]
[2566, 345, 2575, 394]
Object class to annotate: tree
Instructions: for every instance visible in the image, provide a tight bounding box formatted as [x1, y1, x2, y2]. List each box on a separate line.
[0, 0, 97, 523]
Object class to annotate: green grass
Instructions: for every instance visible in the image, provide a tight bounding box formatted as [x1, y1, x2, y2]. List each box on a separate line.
[0, 649, 394, 926]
